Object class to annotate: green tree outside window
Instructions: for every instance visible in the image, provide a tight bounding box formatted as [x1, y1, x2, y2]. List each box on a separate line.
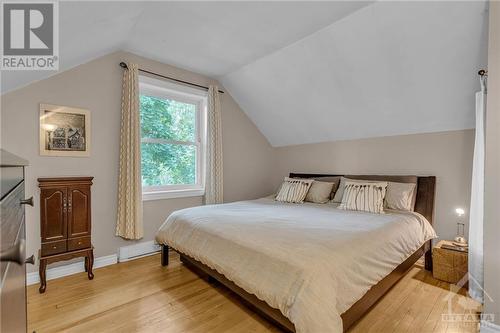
[140, 95, 197, 187]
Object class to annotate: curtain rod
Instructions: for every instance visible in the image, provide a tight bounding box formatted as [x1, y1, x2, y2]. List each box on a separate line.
[119, 62, 224, 94]
[478, 69, 488, 76]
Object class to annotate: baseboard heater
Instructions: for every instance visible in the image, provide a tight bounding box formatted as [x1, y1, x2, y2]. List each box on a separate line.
[118, 240, 161, 262]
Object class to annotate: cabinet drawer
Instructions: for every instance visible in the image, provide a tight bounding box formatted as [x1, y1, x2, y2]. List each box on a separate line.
[67, 237, 91, 251]
[41, 240, 67, 256]
[1, 183, 24, 252]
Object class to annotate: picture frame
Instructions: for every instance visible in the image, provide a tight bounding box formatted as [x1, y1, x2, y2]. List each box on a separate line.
[39, 104, 91, 157]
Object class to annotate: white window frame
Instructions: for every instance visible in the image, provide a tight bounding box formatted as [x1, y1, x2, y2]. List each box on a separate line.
[139, 75, 207, 201]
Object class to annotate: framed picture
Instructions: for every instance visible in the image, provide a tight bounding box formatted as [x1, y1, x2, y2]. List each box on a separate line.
[39, 104, 91, 157]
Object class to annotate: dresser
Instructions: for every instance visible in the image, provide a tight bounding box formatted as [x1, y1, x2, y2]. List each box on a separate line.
[38, 177, 94, 293]
[0, 149, 34, 332]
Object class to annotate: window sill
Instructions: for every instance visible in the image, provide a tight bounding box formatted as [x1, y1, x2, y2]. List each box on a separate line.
[142, 189, 205, 201]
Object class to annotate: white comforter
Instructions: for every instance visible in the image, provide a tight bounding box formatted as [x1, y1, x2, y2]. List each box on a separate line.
[156, 198, 436, 333]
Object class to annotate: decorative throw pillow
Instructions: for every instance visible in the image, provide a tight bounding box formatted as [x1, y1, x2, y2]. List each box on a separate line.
[385, 182, 416, 211]
[338, 181, 388, 214]
[305, 180, 334, 204]
[334, 177, 417, 211]
[275, 177, 313, 203]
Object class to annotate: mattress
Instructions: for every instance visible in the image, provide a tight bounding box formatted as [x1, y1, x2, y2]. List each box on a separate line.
[156, 198, 437, 333]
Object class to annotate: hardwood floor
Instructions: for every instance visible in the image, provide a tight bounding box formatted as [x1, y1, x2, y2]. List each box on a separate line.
[28, 252, 481, 333]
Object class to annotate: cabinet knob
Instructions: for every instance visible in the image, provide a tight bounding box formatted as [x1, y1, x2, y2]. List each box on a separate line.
[25, 254, 35, 265]
[52, 246, 57, 249]
[0, 240, 25, 265]
[78, 241, 82, 245]
[20, 196, 34, 207]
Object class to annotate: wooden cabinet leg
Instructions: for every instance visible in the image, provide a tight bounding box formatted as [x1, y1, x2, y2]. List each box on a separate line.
[87, 249, 94, 280]
[39, 259, 47, 293]
[84, 256, 88, 272]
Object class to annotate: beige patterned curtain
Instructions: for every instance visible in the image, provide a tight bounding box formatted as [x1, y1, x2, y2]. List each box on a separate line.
[205, 86, 223, 204]
[116, 63, 143, 239]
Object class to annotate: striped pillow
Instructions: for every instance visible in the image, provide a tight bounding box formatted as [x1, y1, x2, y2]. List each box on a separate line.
[338, 181, 388, 214]
[275, 177, 313, 203]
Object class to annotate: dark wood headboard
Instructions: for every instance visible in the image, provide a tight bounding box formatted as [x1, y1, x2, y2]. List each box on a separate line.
[289, 173, 436, 226]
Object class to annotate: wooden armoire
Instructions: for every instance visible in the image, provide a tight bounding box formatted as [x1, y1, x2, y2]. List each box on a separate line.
[38, 177, 94, 293]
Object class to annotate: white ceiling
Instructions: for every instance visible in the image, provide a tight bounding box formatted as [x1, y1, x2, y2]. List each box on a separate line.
[1, 1, 489, 147]
[0, 1, 371, 94]
[222, 1, 489, 146]
[126, 1, 372, 77]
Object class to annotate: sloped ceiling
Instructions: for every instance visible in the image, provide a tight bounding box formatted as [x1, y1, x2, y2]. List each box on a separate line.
[222, 1, 489, 146]
[126, 1, 372, 76]
[1, 1, 488, 147]
[1, 2, 145, 94]
[0, 1, 371, 93]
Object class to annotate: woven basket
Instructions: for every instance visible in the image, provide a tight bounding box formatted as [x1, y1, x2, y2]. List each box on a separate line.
[432, 241, 468, 284]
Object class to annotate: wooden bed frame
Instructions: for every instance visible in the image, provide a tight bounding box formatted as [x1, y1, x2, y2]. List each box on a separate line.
[160, 173, 436, 332]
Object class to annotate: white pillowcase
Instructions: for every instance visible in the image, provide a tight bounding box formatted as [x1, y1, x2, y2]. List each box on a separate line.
[275, 177, 313, 203]
[305, 180, 334, 204]
[338, 181, 388, 214]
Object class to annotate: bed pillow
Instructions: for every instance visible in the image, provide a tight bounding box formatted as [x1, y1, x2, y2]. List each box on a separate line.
[333, 177, 416, 211]
[338, 181, 388, 214]
[305, 180, 334, 204]
[332, 177, 347, 203]
[275, 177, 313, 203]
[311, 176, 341, 200]
[385, 182, 416, 211]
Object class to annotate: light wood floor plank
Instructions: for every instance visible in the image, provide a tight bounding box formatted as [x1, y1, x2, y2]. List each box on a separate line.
[28, 252, 480, 333]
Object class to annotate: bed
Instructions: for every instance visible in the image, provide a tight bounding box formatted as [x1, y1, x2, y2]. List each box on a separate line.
[155, 173, 437, 333]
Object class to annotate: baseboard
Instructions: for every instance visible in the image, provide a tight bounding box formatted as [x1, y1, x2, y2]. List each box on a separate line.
[482, 320, 500, 333]
[26, 241, 161, 285]
[26, 254, 117, 286]
[118, 240, 160, 262]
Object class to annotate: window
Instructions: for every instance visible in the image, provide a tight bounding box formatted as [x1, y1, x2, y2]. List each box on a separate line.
[139, 76, 206, 200]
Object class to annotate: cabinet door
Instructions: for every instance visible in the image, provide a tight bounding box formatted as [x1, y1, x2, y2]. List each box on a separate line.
[67, 186, 91, 238]
[40, 188, 67, 242]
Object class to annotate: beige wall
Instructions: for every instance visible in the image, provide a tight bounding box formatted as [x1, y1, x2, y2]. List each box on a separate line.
[272, 130, 475, 242]
[0, 51, 275, 273]
[484, 1, 500, 326]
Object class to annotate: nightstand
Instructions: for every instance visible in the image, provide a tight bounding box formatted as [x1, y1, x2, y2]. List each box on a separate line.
[432, 240, 468, 284]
